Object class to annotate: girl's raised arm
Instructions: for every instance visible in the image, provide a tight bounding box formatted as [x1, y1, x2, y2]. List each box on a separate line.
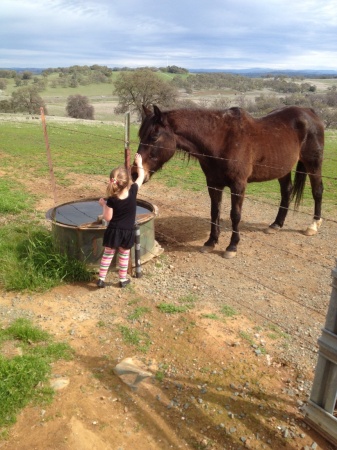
[134, 153, 145, 188]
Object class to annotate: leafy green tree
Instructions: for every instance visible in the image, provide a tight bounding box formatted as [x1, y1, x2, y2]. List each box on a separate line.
[11, 86, 48, 114]
[0, 79, 7, 91]
[326, 89, 337, 106]
[253, 94, 284, 113]
[114, 68, 178, 119]
[66, 95, 94, 119]
[0, 100, 12, 112]
[0, 69, 16, 78]
[22, 70, 33, 80]
[167, 65, 188, 74]
[322, 108, 337, 128]
[33, 77, 47, 92]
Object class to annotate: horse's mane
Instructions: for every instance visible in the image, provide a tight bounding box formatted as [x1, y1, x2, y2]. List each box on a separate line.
[138, 106, 252, 163]
[139, 106, 248, 139]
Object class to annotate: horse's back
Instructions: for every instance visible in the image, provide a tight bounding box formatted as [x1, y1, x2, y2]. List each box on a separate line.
[263, 106, 324, 133]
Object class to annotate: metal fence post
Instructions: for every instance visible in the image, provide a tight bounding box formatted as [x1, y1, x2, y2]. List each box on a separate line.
[124, 111, 131, 174]
[134, 223, 142, 278]
[304, 259, 337, 446]
[124, 111, 133, 276]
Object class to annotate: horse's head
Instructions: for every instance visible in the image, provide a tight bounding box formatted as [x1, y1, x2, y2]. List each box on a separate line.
[132, 105, 176, 183]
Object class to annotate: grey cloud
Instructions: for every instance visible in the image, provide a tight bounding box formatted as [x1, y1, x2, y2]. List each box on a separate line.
[1, 0, 337, 69]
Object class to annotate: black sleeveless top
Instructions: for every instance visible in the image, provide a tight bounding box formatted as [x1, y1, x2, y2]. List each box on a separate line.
[102, 183, 138, 249]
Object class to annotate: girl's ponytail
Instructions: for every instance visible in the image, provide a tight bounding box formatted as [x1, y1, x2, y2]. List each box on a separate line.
[106, 166, 130, 197]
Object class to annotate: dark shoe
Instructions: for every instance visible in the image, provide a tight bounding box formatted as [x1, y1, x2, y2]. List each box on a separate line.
[119, 279, 131, 288]
[97, 279, 105, 288]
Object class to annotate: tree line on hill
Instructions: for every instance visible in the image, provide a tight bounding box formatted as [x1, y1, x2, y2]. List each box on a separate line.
[0, 65, 187, 90]
[0, 66, 337, 127]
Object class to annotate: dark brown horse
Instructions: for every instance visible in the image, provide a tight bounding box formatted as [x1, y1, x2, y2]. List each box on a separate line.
[133, 105, 324, 258]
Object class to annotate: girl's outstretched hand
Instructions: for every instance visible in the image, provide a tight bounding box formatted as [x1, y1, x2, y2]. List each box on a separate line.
[134, 153, 143, 167]
[134, 153, 145, 187]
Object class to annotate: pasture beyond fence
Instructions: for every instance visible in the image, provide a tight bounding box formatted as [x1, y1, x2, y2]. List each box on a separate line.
[1, 112, 337, 446]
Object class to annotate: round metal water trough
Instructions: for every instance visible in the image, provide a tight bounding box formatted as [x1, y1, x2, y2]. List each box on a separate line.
[46, 198, 163, 270]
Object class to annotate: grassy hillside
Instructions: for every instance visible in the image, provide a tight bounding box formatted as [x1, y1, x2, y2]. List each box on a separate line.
[1, 69, 336, 122]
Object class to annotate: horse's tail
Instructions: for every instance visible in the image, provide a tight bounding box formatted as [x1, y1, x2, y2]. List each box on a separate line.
[291, 160, 307, 209]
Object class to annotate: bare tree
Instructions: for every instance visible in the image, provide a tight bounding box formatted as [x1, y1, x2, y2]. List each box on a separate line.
[66, 95, 94, 120]
[113, 68, 178, 119]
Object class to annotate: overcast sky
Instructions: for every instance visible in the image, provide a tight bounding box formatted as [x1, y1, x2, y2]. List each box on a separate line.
[1, 0, 337, 70]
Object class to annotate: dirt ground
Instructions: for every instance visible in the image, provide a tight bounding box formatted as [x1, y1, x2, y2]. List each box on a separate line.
[1, 167, 337, 450]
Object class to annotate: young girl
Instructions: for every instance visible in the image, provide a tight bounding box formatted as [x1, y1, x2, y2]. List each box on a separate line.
[97, 154, 144, 288]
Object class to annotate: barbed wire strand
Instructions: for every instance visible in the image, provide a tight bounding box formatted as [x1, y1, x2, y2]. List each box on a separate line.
[17, 134, 337, 225]
[137, 190, 334, 272]
[45, 118, 337, 175]
[138, 226, 324, 356]
[2, 118, 332, 363]
[3, 121, 336, 276]
[2, 138, 336, 267]
[43, 165, 334, 274]
[4, 117, 337, 178]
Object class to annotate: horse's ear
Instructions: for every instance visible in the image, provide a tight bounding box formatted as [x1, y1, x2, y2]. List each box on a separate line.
[142, 105, 152, 118]
[153, 105, 165, 125]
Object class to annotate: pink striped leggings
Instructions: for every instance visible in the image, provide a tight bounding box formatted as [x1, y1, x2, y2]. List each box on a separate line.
[98, 247, 130, 282]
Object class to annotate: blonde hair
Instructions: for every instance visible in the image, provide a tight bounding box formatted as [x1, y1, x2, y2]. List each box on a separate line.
[106, 166, 131, 197]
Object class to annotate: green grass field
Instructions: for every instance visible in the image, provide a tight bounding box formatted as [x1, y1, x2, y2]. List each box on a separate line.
[1, 72, 336, 122]
[1, 119, 336, 204]
[0, 72, 183, 122]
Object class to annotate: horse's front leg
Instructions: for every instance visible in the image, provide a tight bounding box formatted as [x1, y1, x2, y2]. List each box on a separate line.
[224, 184, 245, 259]
[200, 186, 223, 253]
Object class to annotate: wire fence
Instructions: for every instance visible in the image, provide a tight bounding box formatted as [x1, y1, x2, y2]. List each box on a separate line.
[3, 115, 337, 448]
[1, 115, 336, 369]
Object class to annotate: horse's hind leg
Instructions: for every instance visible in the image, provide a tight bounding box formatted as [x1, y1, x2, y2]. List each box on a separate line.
[304, 172, 323, 236]
[266, 173, 292, 234]
[224, 183, 246, 258]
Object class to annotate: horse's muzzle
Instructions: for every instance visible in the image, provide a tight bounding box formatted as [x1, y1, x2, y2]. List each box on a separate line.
[131, 165, 150, 183]
[131, 165, 138, 182]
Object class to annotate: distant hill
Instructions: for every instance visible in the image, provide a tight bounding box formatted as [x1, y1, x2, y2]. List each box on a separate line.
[189, 68, 337, 77]
[5, 68, 44, 74]
[4, 67, 337, 78]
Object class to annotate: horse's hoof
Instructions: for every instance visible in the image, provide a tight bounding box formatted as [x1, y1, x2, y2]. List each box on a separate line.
[264, 225, 281, 234]
[223, 250, 237, 259]
[200, 245, 214, 253]
[303, 227, 317, 236]
[303, 218, 323, 236]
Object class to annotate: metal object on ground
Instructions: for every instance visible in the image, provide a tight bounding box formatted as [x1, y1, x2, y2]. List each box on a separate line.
[46, 197, 163, 270]
[134, 224, 142, 278]
[304, 259, 337, 446]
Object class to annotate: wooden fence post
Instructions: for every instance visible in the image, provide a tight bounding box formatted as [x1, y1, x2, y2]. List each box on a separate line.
[40, 107, 57, 206]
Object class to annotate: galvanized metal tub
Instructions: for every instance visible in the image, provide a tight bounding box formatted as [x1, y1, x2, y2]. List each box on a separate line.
[46, 197, 163, 270]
